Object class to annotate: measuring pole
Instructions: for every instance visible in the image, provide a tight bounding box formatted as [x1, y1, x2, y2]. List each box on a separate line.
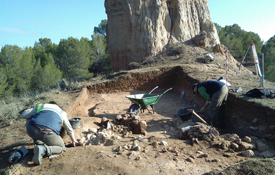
[226, 49, 229, 83]
[238, 45, 250, 73]
[260, 53, 264, 87]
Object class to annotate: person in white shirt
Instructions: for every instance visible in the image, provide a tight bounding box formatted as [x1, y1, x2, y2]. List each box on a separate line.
[20, 101, 78, 165]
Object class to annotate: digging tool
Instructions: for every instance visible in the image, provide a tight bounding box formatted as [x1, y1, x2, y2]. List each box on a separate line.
[187, 109, 208, 125]
[187, 94, 196, 106]
[188, 109, 218, 140]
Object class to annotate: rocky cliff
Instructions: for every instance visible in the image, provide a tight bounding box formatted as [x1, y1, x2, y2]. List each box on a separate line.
[105, 0, 220, 71]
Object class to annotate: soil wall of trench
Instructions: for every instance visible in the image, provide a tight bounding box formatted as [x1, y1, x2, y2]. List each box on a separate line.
[83, 66, 275, 140]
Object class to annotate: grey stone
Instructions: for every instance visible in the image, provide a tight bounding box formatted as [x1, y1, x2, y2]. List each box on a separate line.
[160, 141, 168, 146]
[240, 142, 253, 151]
[260, 150, 274, 158]
[242, 150, 255, 157]
[243, 136, 252, 143]
[256, 140, 269, 152]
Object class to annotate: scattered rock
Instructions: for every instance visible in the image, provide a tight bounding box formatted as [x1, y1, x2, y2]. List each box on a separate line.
[88, 128, 98, 133]
[212, 158, 220, 162]
[79, 137, 86, 146]
[242, 150, 255, 157]
[260, 150, 275, 158]
[256, 140, 269, 152]
[100, 117, 109, 128]
[239, 142, 253, 151]
[160, 141, 168, 146]
[128, 151, 135, 157]
[152, 142, 158, 148]
[223, 153, 233, 157]
[128, 62, 140, 70]
[205, 158, 220, 162]
[213, 44, 227, 54]
[115, 114, 122, 121]
[131, 145, 141, 151]
[139, 121, 147, 135]
[204, 54, 214, 63]
[212, 140, 231, 150]
[222, 133, 240, 142]
[86, 134, 92, 140]
[192, 138, 199, 145]
[186, 157, 194, 163]
[114, 146, 122, 152]
[137, 136, 148, 142]
[193, 31, 207, 47]
[230, 142, 239, 151]
[104, 139, 115, 146]
[242, 136, 252, 143]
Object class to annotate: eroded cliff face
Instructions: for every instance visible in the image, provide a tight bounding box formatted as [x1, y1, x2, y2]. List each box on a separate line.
[105, 0, 220, 71]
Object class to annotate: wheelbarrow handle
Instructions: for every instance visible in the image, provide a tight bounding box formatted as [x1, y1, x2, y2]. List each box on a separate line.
[154, 88, 173, 103]
[149, 86, 159, 94]
[159, 88, 172, 97]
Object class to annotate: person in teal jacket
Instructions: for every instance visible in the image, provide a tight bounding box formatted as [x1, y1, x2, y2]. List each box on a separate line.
[192, 80, 228, 127]
[20, 101, 78, 165]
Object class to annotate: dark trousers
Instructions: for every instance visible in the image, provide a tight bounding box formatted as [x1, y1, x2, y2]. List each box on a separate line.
[208, 85, 228, 126]
[26, 120, 67, 155]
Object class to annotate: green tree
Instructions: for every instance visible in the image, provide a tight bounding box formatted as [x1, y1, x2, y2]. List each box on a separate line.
[31, 38, 63, 91]
[90, 20, 112, 75]
[31, 54, 63, 91]
[91, 32, 107, 62]
[0, 66, 8, 98]
[93, 19, 107, 37]
[57, 37, 92, 79]
[89, 32, 111, 75]
[216, 24, 263, 62]
[214, 23, 222, 35]
[0, 45, 37, 96]
[34, 38, 58, 67]
[262, 35, 275, 54]
[15, 47, 35, 94]
[263, 42, 275, 82]
[230, 38, 243, 59]
[0, 45, 22, 96]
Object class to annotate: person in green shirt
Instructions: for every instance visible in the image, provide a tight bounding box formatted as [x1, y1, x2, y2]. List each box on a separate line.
[192, 80, 228, 127]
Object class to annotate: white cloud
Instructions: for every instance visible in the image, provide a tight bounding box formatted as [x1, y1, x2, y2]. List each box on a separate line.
[0, 26, 39, 36]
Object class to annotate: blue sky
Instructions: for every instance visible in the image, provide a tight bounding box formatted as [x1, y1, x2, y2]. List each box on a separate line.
[208, 0, 275, 43]
[0, 0, 274, 49]
[0, 0, 107, 48]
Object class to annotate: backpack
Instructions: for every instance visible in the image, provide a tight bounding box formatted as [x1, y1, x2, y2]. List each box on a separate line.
[246, 88, 274, 98]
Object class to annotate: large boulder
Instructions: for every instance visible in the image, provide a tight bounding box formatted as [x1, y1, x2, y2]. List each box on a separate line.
[105, 0, 220, 71]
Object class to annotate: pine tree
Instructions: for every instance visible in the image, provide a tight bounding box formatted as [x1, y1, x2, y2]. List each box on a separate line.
[57, 37, 92, 79]
[0, 66, 8, 98]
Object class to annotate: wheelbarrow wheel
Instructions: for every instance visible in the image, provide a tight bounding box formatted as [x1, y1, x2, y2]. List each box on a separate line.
[129, 104, 140, 116]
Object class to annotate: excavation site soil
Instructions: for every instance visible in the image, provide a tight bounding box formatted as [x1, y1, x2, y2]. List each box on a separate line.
[1, 43, 275, 175]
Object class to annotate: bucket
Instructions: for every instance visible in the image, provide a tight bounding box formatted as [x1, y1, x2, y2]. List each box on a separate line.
[177, 107, 192, 121]
[69, 118, 81, 129]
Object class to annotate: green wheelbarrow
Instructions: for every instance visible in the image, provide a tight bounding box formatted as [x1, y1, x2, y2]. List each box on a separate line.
[126, 86, 172, 116]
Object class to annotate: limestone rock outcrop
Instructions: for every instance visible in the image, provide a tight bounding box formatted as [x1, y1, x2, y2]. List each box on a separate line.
[105, 0, 220, 71]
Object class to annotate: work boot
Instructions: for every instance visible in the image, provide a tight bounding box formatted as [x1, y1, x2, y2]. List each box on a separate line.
[32, 145, 47, 165]
[34, 140, 44, 145]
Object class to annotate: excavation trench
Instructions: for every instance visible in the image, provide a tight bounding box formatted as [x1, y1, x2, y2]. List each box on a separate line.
[69, 66, 275, 140]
